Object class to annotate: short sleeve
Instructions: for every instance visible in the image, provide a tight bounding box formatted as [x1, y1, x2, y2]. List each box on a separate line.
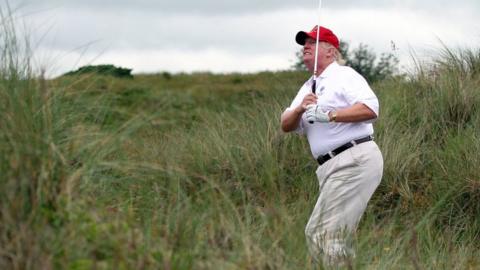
[342, 70, 379, 119]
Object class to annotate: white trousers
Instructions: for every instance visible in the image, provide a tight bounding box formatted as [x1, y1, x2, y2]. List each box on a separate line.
[305, 141, 383, 266]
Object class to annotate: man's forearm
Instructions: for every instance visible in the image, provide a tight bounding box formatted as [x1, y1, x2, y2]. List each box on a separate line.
[281, 108, 304, 132]
[329, 103, 377, 122]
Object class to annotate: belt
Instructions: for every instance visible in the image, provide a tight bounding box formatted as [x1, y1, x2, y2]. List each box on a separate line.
[316, 135, 373, 166]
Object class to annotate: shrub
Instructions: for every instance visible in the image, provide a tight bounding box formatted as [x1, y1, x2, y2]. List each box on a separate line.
[64, 64, 133, 78]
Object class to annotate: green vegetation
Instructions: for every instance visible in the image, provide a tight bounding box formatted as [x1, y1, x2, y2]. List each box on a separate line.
[64, 64, 133, 79]
[1, 13, 480, 270]
[340, 43, 399, 83]
[293, 40, 399, 83]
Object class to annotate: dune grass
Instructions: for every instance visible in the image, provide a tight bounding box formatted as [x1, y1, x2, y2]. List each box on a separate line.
[1, 9, 480, 269]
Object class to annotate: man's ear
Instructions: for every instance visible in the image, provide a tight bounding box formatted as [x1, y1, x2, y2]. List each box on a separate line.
[328, 47, 336, 56]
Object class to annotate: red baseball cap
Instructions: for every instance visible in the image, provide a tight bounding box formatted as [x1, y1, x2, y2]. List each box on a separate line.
[295, 25, 339, 49]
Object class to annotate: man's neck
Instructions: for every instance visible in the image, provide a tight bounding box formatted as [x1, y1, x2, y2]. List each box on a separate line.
[315, 60, 335, 77]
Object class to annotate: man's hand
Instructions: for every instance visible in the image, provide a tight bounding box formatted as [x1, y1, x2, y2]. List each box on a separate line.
[305, 104, 330, 123]
[295, 93, 318, 114]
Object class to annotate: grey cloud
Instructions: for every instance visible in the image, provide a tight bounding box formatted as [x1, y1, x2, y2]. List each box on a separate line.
[11, 0, 479, 76]
[19, 0, 478, 15]
[21, 0, 479, 54]
[24, 7, 295, 54]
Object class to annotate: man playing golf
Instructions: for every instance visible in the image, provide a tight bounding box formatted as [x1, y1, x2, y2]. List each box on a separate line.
[281, 25, 383, 266]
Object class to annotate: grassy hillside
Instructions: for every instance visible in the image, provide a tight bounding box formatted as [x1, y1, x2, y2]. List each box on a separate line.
[1, 22, 480, 270]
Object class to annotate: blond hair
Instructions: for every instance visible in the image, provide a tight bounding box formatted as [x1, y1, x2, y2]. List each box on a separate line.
[320, 42, 345, 65]
[334, 48, 346, 66]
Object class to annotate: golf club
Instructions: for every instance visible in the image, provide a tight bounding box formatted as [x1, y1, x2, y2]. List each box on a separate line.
[309, 0, 322, 124]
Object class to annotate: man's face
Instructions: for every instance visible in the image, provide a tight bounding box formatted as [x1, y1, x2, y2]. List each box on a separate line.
[303, 37, 333, 72]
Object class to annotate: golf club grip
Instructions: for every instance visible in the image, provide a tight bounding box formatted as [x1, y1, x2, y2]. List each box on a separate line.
[309, 79, 316, 124]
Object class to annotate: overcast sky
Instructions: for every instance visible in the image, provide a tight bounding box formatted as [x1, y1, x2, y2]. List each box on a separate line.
[12, 0, 480, 76]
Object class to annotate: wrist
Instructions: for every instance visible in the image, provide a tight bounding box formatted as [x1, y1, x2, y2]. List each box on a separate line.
[295, 106, 305, 114]
[329, 110, 337, 122]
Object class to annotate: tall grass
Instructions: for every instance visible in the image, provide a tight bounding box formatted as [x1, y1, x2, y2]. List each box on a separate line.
[0, 7, 147, 269]
[0, 6, 63, 268]
[1, 6, 479, 268]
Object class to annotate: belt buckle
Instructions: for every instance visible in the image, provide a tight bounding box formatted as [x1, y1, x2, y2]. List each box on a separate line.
[317, 155, 325, 165]
[317, 154, 330, 165]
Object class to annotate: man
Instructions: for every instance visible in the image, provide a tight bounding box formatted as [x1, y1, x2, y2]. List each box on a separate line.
[281, 26, 383, 266]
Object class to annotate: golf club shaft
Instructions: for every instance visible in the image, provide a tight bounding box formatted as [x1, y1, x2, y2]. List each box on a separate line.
[309, 0, 322, 124]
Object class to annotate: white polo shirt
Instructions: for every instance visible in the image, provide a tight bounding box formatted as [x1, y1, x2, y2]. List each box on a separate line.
[285, 61, 379, 158]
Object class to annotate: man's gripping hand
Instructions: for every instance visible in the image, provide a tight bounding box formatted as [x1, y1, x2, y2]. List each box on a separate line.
[305, 104, 330, 123]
